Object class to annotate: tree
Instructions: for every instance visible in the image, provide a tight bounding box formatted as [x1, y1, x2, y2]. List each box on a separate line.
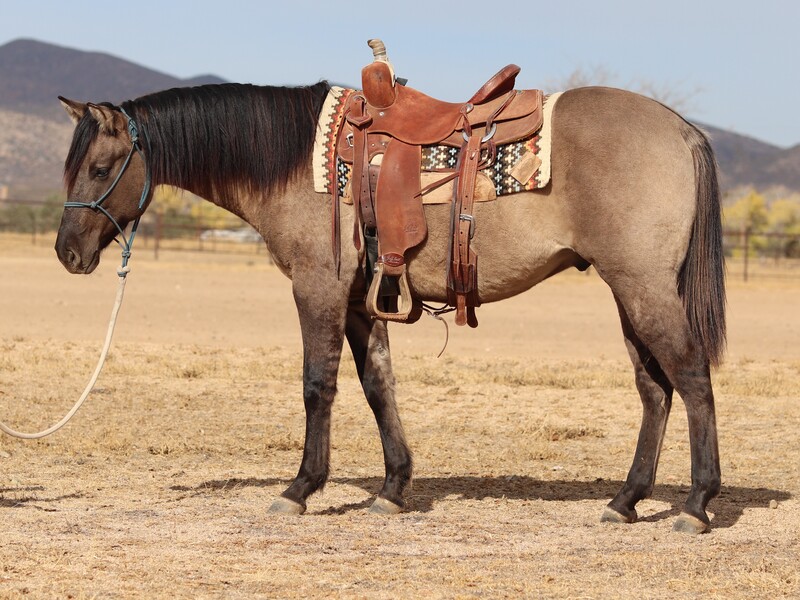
[724, 191, 768, 233]
[545, 64, 617, 91]
[766, 198, 800, 258]
[0, 195, 62, 234]
[723, 191, 769, 258]
[767, 198, 800, 234]
[546, 66, 701, 113]
[38, 195, 65, 232]
[188, 197, 235, 231]
[150, 185, 241, 238]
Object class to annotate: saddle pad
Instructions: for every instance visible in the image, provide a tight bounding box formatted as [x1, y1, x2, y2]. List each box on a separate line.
[312, 87, 562, 201]
[313, 86, 357, 195]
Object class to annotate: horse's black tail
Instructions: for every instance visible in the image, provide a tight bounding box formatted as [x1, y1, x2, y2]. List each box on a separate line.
[678, 123, 727, 368]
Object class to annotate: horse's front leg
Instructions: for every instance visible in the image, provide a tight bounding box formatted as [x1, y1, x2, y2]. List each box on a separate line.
[269, 272, 350, 515]
[345, 302, 412, 514]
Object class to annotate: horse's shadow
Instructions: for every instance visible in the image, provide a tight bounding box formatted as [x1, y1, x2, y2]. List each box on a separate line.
[168, 475, 791, 529]
[0, 486, 84, 511]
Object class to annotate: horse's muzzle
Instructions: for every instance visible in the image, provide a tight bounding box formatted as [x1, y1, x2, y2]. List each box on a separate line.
[55, 236, 100, 274]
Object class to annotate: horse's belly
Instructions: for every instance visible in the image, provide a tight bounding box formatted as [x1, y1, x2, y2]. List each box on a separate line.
[407, 194, 578, 303]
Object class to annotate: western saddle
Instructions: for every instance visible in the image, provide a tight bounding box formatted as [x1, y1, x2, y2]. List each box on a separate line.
[336, 39, 543, 327]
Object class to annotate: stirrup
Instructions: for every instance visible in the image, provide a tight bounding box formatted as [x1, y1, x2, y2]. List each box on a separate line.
[366, 263, 414, 322]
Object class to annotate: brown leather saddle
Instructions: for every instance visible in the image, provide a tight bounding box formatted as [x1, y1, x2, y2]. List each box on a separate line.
[335, 39, 543, 327]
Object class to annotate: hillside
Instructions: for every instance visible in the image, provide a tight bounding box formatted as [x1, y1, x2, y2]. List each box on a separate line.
[0, 108, 72, 193]
[0, 38, 798, 197]
[700, 124, 800, 192]
[0, 38, 225, 122]
[0, 39, 227, 194]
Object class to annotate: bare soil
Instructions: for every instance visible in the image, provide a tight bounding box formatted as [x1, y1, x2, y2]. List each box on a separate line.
[1, 235, 798, 598]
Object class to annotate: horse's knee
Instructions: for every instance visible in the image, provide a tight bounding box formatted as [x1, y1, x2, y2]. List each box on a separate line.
[302, 367, 337, 408]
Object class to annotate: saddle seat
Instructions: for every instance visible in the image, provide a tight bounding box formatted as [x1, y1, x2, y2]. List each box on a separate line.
[335, 40, 544, 327]
[338, 72, 542, 161]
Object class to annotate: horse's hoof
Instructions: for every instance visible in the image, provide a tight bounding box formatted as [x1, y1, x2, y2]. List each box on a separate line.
[672, 512, 709, 534]
[369, 496, 404, 515]
[601, 506, 637, 524]
[268, 497, 305, 515]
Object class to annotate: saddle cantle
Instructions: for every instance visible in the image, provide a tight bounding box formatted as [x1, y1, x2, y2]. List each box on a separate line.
[335, 39, 544, 327]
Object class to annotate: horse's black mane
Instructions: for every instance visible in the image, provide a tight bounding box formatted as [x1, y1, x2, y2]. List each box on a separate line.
[64, 81, 331, 202]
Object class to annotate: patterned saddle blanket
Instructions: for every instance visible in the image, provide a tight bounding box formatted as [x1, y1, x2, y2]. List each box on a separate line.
[313, 87, 562, 204]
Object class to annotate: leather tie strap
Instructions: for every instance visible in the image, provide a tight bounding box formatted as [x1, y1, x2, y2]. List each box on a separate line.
[331, 141, 342, 274]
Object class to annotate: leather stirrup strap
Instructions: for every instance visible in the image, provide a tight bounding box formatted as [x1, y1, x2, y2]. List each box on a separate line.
[449, 132, 482, 327]
[346, 95, 375, 251]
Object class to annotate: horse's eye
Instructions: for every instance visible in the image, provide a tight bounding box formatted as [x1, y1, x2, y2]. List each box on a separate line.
[95, 168, 110, 179]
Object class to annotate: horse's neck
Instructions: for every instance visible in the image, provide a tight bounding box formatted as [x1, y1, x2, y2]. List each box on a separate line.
[148, 134, 292, 227]
[183, 181, 248, 221]
[165, 161, 317, 246]
[154, 152, 251, 223]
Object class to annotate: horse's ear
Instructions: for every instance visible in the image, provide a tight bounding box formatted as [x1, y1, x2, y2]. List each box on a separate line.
[86, 103, 125, 135]
[59, 96, 87, 125]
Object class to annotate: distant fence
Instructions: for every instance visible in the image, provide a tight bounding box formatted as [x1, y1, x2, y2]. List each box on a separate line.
[2, 198, 799, 281]
[0, 197, 268, 259]
[722, 229, 800, 282]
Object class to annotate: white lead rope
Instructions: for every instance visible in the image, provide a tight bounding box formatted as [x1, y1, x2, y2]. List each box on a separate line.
[0, 264, 130, 439]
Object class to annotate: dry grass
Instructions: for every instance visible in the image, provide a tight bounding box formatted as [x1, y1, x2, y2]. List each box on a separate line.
[0, 234, 798, 598]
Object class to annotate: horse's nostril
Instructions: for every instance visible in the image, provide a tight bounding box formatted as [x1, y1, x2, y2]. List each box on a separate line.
[66, 248, 78, 267]
[58, 245, 81, 271]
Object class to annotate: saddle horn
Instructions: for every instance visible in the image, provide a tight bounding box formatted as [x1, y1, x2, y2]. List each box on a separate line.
[362, 39, 396, 109]
[368, 39, 388, 61]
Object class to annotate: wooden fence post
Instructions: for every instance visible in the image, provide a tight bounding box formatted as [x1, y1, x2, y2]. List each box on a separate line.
[154, 212, 162, 260]
[743, 227, 750, 283]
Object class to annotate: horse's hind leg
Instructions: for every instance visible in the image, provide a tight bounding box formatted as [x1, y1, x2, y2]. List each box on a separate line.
[602, 297, 673, 524]
[345, 303, 412, 513]
[609, 277, 720, 533]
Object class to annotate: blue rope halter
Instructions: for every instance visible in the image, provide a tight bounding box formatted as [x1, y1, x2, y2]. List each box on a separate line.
[63, 107, 152, 276]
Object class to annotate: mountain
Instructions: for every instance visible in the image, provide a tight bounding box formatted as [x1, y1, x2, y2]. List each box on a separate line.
[0, 39, 227, 195]
[698, 124, 800, 193]
[0, 38, 798, 197]
[0, 38, 226, 121]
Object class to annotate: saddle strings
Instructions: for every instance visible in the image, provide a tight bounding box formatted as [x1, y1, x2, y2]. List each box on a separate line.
[420, 302, 455, 358]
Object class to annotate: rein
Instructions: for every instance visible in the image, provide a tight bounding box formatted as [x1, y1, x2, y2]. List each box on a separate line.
[0, 108, 150, 440]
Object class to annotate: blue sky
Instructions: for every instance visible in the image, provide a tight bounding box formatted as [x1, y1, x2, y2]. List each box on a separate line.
[2, 0, 797, 147]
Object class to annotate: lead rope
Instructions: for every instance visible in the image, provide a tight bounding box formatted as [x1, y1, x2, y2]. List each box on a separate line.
[1, 105, 147, 440]
[0, 260, 131, 439]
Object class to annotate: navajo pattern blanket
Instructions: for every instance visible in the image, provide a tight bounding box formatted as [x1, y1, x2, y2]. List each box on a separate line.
[312, 87, 561, 202]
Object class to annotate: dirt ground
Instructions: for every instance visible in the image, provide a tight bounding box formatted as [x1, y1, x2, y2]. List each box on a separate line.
[0, 234, 798, 599]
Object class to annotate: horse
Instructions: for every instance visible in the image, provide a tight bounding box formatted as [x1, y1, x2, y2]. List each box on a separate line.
[55, 79, 725, 534]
